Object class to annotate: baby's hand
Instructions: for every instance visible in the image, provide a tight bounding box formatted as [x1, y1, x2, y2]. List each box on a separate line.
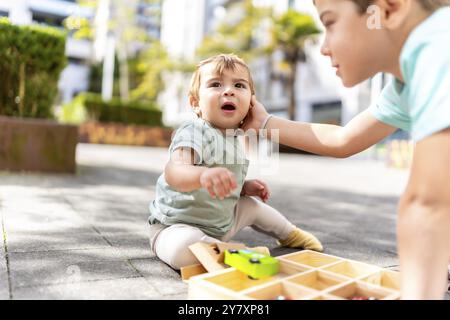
[200, 167, 237, 200]
[241, 179, 270, 203]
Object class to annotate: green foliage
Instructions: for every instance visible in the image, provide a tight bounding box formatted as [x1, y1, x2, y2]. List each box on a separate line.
[196, 0, 272, 61]
[60, 93, 163, 127]
[88, 55, 121, 95]
[130, 41, 172, 102]
[0, 18, 67, 119]
[60, 93, 88, 124]
[271, 9, 321, 61]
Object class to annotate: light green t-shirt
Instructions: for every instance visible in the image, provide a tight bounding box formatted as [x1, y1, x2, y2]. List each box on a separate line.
[148, 118, 249, 238]
[370, 6, 450, 141]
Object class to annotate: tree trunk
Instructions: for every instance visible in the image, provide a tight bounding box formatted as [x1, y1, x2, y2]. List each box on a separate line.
[117, 42, 130, 102]
[287, 57, 298, 121]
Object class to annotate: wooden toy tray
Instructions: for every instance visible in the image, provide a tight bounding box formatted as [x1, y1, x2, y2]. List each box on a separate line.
[188, 250, 400, 300]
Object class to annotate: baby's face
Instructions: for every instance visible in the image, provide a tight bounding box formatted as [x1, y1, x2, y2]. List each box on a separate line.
[194, 63, 252, 132]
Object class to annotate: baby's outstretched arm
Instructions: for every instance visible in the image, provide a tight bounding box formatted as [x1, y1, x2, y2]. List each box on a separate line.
[165, 147, 237, 199]
[244, 97, 397, 158]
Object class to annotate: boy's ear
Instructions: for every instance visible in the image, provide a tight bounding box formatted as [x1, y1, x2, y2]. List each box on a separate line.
[375, 0, 411, 29]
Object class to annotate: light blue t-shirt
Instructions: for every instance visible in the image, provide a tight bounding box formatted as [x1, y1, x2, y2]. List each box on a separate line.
[148, 118, 249, 238]
[370, 6, 450, 141]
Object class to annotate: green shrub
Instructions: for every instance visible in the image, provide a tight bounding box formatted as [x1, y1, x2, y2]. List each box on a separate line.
[61, 92, 163, 127]
[0, 18, 67, 119]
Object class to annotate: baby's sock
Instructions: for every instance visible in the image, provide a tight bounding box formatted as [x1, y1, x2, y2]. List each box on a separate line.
[277, 227, 323, 252]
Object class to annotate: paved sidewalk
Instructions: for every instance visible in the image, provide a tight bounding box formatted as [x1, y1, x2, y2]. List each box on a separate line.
[0, 143, 443, 299]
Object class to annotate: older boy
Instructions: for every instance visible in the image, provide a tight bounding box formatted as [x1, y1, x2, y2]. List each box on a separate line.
[245, 0, 450, 299]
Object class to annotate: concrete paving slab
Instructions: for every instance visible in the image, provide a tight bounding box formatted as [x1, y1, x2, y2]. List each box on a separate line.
[5, 229, 111, 253]
[100, 232, 153, 260]
[12, 277, 161, 300]
[324, 242, 399, 268]
[10, 257, 141, 289]
[129, 257, 188, 296]
[0, 254, 10, 300]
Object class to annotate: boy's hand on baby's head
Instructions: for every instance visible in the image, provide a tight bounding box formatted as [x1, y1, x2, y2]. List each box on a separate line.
[241, 179, 270, 203]
[240, 96, 269, 132]
[200, 167, 237, 200]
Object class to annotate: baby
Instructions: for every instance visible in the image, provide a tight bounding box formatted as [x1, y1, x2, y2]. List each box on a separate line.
[148, 54, 322, 270]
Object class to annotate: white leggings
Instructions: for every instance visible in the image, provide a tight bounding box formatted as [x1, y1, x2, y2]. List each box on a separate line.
[148, 196, 296, 270]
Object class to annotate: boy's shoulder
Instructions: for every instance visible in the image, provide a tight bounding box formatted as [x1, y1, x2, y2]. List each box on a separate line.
[402, 7, 450, 60]
[400, 7, 450, 81]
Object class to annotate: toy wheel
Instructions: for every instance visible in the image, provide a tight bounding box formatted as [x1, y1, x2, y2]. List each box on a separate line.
[228, 249, 239, 254]
[249, 257, 260, 264]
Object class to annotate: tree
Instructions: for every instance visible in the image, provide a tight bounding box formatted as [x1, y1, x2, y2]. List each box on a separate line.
[196, 0, 272, 61]
[270, 9, 320, 120]
[65, 0, 165, 103]
[129, 40, 172, 102]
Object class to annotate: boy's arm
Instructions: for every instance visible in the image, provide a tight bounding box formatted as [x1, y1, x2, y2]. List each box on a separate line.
[264, 109, 397, 158]
[244, 96, 397, 157]
[397, 127, 450, 299]
[165, 147, 238, 199]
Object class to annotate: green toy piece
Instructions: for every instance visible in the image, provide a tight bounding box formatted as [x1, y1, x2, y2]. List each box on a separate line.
[224, 249, 279, 279]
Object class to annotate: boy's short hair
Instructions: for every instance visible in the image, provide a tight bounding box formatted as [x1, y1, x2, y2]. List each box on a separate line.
[349, 0, 450, 13]
[189, 54, 255, 105]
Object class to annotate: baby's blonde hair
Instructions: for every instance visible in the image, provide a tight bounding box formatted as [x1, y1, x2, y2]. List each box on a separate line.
[189, 54, 255, 106]
[350, 0, 450, 13]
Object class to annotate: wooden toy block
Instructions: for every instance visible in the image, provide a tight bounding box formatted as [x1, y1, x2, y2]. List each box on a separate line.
[188, 242, 247, 273]
[181, 263, 208, 281]
[187, 250, 402, 300]
[224, 249, 279, 279]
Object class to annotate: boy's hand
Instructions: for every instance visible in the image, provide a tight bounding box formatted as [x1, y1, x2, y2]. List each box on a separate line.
[240, 95, 270, 132]
[241, 179, 270, 203]
[200, 167, 237, 200]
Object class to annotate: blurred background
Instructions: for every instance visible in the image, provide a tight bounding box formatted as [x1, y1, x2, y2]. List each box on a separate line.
[0, 0, 412, 170]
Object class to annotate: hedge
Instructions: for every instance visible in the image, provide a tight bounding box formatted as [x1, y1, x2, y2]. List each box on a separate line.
[0, 18, 67, 119]
[61, 92, 163, 127]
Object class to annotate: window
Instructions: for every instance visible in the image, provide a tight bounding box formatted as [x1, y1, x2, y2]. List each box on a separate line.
[32, 10, 65, 28]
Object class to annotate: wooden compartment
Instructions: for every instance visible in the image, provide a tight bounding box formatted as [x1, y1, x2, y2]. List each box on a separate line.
[279, 250, 341, 268]
[187, 251, 402, 300]
[361, 270, 401, 290]
[327, 281, 397, 300]
[188, 260, 311, 299]
[322, 260, 380, 279]
[242, 281, 317, 300]
[286, 270, 348, 291]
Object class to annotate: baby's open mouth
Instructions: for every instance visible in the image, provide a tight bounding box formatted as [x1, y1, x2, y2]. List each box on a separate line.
[221, 103, 236, 111]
